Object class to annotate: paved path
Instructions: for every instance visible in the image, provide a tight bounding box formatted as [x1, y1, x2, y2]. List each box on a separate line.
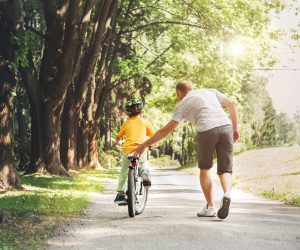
[45, 167, 300, 250]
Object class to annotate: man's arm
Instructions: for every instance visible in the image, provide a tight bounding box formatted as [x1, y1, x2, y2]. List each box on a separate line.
[221, 97, 240, 142]
[132, 120, 179, 155]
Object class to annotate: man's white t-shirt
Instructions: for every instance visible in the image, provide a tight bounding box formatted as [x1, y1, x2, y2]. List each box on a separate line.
[172, 89, 231, 132]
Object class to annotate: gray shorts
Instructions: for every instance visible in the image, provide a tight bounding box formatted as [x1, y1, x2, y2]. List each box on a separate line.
[197, 125, 233, 175]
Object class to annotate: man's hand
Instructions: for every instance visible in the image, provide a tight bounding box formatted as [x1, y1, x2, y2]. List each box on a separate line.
[233, 129, 240, 143]
[132, 143, 146, 157]
[222, 97, 239, 143]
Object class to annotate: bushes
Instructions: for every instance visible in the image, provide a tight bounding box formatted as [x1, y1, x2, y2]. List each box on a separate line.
[99, 150, 119, 169]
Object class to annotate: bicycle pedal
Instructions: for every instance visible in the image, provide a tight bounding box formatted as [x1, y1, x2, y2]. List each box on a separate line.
[118, 203, 127, 206]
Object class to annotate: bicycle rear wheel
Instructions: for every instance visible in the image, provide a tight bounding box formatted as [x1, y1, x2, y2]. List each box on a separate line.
[127, 168, 136, 217]
[135, 177, 148, 215]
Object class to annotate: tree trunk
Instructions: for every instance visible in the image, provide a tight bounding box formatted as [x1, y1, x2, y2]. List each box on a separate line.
[78, 119, 90, 168]
[60, 89, 80, 170]
[40, 101, 69, 176]
[0, 0, 22, 189]
[0, 103, 22, 190]
[88, 122, 101, 169]
[20, 64, 45, 174]
[0, 60, 22, 190]
[16, 92, 28, 168]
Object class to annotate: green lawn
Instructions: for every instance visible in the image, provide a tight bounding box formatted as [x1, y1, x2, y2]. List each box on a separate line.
[0, 169, 118, 250]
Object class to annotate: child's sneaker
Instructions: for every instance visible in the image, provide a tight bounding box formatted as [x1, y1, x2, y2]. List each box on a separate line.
[114, 193, 126, 205]
[197, 205, 217, 217]
[217, 194, 231, 219]
[141, 172, 151, 188]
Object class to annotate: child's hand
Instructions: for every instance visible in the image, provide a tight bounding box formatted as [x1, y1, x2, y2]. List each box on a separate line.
[150, 142, 158, 149]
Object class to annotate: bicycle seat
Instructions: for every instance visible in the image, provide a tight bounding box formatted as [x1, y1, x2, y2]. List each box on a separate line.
[127, 154, 139, 162]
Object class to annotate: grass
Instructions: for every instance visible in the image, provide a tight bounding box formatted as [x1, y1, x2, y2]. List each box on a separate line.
[0, 168, 118, 250]
[81, 169, 119, 179]
[0, 192, 89, 215]
[176, 162, 197, 171]
[281, 172, 300, 177]
[234, 175, 300, 207]
[261, 190, 300, 206]
[150, 155, 180, 168]
[21, 175, 104, 192]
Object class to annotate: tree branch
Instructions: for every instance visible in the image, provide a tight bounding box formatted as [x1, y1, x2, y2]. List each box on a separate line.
[24, 24, 45, 38]
[122, 20, 207, 34]
[146, 43, 173, 69]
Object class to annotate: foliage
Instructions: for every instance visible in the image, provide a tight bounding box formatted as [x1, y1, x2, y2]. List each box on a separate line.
[260, 97, 278, 145]
[122, 0, 288, 164]
[276, 113, 299, 145]
[99, 150, 119, 169]
[10, 35, 31, 71]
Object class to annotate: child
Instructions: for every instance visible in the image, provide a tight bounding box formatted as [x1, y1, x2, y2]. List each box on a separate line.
[114, 99, 155, 204]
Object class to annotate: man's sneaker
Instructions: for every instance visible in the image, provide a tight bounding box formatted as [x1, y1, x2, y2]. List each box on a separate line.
[197, 205, 217, 217]
[141, 172, 151, 188]
[114, 193, 126, 205]
[217, 195, 231, 219]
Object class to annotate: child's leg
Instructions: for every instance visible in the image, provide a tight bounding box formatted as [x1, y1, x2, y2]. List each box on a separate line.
[138, 152, 151, 187]
[116, 153, 130, 193]
[138, 153, 149, 175]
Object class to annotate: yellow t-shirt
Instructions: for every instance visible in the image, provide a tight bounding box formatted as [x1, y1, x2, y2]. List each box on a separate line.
[117, 116, 154, 153]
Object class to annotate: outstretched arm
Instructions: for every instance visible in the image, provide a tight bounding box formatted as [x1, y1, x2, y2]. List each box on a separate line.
[222, 97, 240, 142]
[132, 120, 179, 156]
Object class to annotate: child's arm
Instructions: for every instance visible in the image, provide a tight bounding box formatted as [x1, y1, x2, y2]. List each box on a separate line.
[116, 122, 126, 146]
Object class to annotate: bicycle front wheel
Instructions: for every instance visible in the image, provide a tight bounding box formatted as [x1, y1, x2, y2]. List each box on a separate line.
[135, 177, 148, 215]
[127, 168, 136, 217]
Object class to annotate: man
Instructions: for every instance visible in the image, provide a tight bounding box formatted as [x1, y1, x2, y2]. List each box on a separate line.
[132, 80, 240, 219]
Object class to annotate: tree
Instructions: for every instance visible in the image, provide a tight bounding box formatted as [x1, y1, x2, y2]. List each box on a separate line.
[260, 97, 278, 146]
[0, 0, 22, 190]
[18, 0, 118, 175]
[1, 0, 287, 177]
[276, 113, 296, 144]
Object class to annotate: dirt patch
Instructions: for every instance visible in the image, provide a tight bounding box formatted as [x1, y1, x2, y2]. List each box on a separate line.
[233, 145, 300, 202]
[233, 145, 300, 178]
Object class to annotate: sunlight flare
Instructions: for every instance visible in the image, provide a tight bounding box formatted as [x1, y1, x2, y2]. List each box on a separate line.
[228, 41, 245, 57]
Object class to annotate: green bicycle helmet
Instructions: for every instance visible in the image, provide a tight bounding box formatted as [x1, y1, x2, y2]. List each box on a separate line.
[125, 99, 144, 115]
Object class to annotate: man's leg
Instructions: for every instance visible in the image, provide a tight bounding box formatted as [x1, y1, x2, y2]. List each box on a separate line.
[199, 169, 214, 206]
[216, 125, 234, 219]
[217, 173, 232, 219]
[196, 129, 218, 217]
[219, 172, 232, 194]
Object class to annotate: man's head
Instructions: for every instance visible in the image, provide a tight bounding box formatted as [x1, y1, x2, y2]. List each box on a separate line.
[176, 80, 193, 101]
[125, 99, 144, 117]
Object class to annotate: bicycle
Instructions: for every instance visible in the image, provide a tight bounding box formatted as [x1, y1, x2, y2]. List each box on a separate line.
[125, 155, 149, 217]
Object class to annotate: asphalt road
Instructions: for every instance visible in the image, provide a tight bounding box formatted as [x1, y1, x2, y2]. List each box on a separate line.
[45, 167, 300, 250]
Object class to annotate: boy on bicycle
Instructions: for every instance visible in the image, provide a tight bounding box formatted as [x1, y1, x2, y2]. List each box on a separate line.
[114, 99, 155, 205]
